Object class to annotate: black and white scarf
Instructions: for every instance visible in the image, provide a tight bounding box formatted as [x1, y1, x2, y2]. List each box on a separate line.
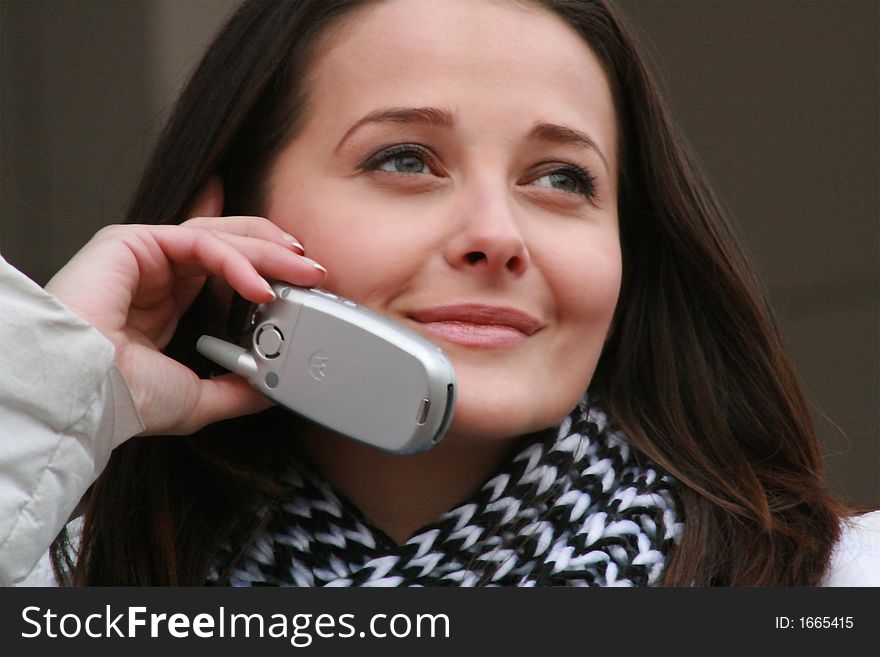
[218, 402, 683, 587]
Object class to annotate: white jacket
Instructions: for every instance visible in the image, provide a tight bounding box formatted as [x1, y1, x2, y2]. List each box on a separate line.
[1, 254, 878, 587]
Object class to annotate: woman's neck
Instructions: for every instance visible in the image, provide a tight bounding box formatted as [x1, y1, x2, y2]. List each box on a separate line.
[301, 428, 520, 544]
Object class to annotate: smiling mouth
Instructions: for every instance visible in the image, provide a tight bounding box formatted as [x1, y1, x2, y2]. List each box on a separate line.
[408, 304, 542, 348]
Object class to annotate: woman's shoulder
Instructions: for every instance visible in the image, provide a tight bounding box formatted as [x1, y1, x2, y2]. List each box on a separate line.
[823, 510, 880, 586]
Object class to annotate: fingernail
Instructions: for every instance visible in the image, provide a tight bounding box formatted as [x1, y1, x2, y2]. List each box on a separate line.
[301, 257, 327, 274]
[282, 233, 305, 254]
[263, 280, 277, 299]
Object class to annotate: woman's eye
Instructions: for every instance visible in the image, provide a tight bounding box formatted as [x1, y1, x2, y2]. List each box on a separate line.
[527, 165, 596, 199]
[377, 153, 429, 174]
[532, 172, 580, 193]
[361, 145, 436, 176]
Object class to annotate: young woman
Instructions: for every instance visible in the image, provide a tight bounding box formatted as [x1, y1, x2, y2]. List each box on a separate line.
[1, 0, 877, 586]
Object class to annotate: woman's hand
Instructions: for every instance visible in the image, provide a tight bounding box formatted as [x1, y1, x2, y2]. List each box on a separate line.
[44, 190, 325, 436]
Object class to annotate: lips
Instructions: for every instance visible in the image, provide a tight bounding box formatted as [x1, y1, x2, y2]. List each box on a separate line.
[408, 304, 543, 348]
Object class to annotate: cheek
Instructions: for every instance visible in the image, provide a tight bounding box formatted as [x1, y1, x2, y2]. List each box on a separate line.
[547, 250, 621, 415]
[266, 183, 437, 303]
[542, 229, 622, 333]
[576, 255, 621, 331]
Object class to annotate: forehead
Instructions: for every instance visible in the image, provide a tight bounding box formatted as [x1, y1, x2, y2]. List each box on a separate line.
[304, 0, 618, 165]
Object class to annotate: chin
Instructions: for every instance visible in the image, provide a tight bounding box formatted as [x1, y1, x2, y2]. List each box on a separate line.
[444, 364, 587, 443]
[447, 393, 573, 444]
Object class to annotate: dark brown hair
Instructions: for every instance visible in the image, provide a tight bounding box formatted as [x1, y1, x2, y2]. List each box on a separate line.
[55, 0, 844, 585]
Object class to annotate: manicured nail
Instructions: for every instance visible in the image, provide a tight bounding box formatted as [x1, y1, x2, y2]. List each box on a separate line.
[302, 257, 327, 274]
[282, 233, 304, 254]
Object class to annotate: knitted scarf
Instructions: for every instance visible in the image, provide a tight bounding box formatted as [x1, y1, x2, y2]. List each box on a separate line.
[217, 402, 683, 586]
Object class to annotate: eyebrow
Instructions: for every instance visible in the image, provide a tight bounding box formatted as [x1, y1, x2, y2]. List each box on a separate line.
[335, 107, 454, 152]
[335, 105, 610, 172]
[528, 122, 610, 174]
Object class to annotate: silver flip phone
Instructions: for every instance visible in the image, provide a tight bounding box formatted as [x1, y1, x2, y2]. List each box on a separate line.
[196, 284, 456, 454]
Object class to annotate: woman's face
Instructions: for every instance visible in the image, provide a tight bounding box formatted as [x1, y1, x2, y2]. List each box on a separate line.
[265, 0, 621, 442]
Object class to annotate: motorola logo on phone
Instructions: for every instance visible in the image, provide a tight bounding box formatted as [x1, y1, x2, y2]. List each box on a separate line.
[308, 351, 330, 382]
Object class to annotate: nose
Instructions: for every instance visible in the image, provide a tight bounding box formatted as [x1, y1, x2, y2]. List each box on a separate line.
[444, 185, 530, 277]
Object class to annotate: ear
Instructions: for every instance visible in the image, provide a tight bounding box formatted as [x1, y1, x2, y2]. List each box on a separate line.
[188, 175, 225, 218]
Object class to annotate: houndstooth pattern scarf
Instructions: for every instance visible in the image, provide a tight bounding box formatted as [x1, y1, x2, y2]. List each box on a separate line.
[217, 401, 683, 587]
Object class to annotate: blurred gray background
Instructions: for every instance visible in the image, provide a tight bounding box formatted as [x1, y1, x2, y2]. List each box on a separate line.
[1, 1, 877, 506]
